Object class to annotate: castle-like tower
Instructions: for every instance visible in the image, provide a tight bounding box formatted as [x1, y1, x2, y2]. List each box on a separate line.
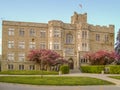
[1, 12, 114, 71]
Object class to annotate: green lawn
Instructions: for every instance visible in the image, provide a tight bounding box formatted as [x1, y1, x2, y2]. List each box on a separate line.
[0, 70, 58, 75]
[0, 76, 115, 86]
[109, 76, 120, 80]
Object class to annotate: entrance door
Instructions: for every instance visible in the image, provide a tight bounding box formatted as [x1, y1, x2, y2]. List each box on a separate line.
[68, 58, 74, 69]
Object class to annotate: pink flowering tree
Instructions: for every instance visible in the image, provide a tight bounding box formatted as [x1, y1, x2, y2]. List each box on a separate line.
[84, 50, 116, 65]
[28, 49, 67, 71]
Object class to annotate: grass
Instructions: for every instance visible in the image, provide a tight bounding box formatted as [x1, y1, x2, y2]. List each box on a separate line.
[0, 70, 58, 75]
[0, 76, 115, 86]
[109, 76, 120, 80]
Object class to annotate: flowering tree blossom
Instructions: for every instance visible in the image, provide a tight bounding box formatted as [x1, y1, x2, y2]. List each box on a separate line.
[84, 50, 116, 65]
[28, 49, 67, 70]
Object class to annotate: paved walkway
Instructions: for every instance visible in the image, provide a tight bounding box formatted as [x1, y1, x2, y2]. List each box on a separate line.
[62, 73, 120, 85]
[0, 73, 120, 85]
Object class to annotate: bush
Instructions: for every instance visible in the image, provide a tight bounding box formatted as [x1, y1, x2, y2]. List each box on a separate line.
[109, 65, 120, 74]
[0, 70, 58, 75]
[81, 65, 104, 73]
[60, 65, 69, 74]
[81, 65, 120, 74]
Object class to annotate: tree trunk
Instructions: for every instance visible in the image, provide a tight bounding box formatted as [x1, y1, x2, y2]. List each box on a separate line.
[46, 64, 50, 71]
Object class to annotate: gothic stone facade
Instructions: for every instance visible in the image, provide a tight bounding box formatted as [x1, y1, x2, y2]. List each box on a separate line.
[1, 12, 114, 71]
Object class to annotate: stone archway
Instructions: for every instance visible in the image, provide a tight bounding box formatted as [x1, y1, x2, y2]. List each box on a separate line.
[68, 58, 74, 69]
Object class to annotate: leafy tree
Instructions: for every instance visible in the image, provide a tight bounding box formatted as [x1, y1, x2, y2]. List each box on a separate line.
[84, 50, 115, 65]
[28, 49, 67, 71]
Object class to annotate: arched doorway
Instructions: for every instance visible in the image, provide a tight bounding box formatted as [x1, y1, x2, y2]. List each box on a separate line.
[68, 58, 74, 69]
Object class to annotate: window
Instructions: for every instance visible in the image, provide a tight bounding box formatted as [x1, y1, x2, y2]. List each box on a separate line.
[82, 43, 87, 51]
[105, 35, 109, 42]
[29, 42, 36, 49]
[29, 65, 35, 70]
[30, 29, 35, 36]
[53, 30, 61, 37]
[65, 48, 74, 55]
[66, 34, 73, 44]
[80, 58, 88, 63]
[53, 40, 61, 50]
[40, 42, 46, 49]
[19, 65, 24, 70]
[7, 53, 14, 61]
[18, 53, 25, 61]
[96, 34, 100, 41]
[19, 28, 24, 36]
[8, 64, 14, 70]
[53, 43, 60, 50]
[8, 41, 14, 48]
[18, 42, 25, 49]
[82, 31, 87, 39]
[8, 28, 14, 36]
[40, 30, 46, 38]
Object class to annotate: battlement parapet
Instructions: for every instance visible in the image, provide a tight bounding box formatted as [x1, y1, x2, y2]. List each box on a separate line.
[88, 24, 114, 33]
[2, 20, 48, 27]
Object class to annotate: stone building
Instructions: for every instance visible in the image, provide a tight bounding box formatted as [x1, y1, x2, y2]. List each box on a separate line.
[1, 12, 114, 71]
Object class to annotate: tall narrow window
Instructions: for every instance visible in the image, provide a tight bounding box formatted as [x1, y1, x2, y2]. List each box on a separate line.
[82, 43, 87, 51]
[18, 42, 25, 49]
[53, 40, 61, 50]
[40, 42, 46, 49]
[8, 64, 14, 70]
[19, 28, 24, 36]
[66, 34, 73, 44]
[29, 42, 36, 49]
[30, 29, 35, 36]
[29, 65, 35, 70]
[8, 28, 14, 36]
[105, 35, 109, 42]
[80, 58, 88, 63]
[8, 41, 14, 48]
[19, 65, 24, 70]
[7, 53, 14, 61]
[96, 34, 100, 41]
[82, 31, 87, 39]
[18, 53, 25, 61]
[53, 30, 61, 37]
[53, 43, 60, 50]
[40, 30, 46, 38]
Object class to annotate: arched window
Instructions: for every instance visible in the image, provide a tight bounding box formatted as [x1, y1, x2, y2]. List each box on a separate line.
[66, 34, 73, 44]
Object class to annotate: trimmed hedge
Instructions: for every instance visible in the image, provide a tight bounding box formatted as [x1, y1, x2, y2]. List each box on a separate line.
[0, 70, 58, 75]
[81, 65, 104, 73]
[81, 65, 120, 74]
[109, 65, 120, 74]
[60, 65, 69, 74]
